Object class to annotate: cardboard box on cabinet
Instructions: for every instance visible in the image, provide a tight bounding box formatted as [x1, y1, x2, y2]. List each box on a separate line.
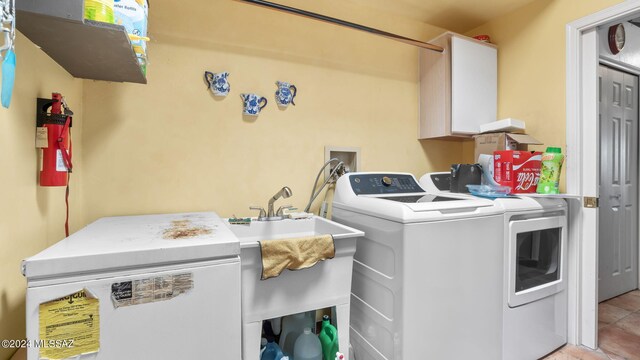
[473, 132, 542, 162]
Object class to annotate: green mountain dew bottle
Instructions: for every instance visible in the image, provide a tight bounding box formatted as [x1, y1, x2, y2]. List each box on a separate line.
[318, 315, 338, 360]
[537, 147, 564, 194]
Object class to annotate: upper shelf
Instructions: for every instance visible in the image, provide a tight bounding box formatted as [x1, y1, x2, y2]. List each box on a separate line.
[17, 0, 146, 84]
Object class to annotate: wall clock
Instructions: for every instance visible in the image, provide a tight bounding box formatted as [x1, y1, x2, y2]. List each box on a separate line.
[608, 23, 626, 55]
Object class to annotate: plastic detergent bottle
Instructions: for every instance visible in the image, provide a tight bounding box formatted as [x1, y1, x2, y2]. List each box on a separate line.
[537, 147, 564, 194]
[279, 311, 315, 356]
[84, 0, 115, 23]
[293, 328, 323, 360]
[318, 315, 339, 360]
[261, 340, 284, 360]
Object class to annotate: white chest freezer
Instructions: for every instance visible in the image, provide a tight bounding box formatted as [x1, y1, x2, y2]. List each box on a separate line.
[22, 212, 241, 360]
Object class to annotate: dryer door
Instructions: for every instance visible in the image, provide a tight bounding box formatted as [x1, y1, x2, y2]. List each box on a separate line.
[508, 215, 567, 307]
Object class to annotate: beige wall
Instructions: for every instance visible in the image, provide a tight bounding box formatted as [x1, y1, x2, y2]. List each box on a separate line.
[6, 1, 633, 358]
[462, 0, 625, 169]
[80, 0, 462, 222]
[0, 32, 84, 360]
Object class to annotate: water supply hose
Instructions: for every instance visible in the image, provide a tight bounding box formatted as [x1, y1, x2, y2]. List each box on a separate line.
[304, 158, 346, 213]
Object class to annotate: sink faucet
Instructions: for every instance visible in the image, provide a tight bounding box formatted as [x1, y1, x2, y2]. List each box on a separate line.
[268, 186, 292, 218]
[250, 186, 293, 221]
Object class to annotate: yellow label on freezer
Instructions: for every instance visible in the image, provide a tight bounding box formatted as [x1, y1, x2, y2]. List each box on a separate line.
[39, 289, 100, 360]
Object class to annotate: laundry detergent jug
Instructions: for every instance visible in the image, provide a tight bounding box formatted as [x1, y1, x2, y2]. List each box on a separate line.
[537, 147, 564, 194]
[318, 315, 339, 360]
[294, 328, 323, 360]
[279, 311, 315, 357]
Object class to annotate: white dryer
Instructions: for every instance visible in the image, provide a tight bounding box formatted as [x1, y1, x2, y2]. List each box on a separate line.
[499, 196, 567, 360]
[332, 172, 505, 360]
[420, 172, 568, 360]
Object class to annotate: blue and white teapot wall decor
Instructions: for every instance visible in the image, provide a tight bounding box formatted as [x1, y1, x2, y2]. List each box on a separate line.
[274, 81, 297, 108]
[240, 93, 268, 116]
[204, 71, 230, 97]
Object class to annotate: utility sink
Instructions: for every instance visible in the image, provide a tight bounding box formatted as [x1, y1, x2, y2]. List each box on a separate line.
[225, 216, 364, 360]
[228, 216, 363, 247]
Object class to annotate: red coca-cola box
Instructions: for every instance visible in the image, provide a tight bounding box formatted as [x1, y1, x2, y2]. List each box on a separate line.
[494, 150, 542, 193]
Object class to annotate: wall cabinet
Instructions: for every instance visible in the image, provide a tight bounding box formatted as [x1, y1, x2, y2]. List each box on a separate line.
[419, 32, 497, 139]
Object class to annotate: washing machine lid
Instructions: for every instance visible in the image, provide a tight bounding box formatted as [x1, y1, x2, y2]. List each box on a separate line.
[359, 193, 495, 212]
[22, 212, 240, 279]
[377, 194, 459, 203]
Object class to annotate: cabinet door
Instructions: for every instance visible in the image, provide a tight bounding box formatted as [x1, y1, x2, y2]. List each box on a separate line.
[451, 36, 497, 134]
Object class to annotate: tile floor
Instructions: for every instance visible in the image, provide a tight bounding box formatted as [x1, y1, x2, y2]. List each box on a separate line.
[543, 290, 640, 360]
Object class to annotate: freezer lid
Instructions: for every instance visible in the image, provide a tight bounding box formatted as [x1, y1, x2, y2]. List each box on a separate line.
[23, 212, 240, 279]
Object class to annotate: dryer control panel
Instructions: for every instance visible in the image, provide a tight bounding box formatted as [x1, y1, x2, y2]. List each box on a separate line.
[349, 174, 425, 195]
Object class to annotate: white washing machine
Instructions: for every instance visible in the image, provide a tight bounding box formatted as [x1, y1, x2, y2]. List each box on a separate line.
[420, 172, 568, 360]
[332, 172, 505, 360]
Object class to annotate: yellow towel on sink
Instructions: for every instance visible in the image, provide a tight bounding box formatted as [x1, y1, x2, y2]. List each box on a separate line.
[259, 234, 335, 280]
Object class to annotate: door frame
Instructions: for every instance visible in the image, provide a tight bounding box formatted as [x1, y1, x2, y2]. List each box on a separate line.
[566, 0, 640, 349]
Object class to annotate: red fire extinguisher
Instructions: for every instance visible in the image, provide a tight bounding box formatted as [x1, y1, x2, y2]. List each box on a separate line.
[38, 93, 73, 186]
[37, 93, 74, 236]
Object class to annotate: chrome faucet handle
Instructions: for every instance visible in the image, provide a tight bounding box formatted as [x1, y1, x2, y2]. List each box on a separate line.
[249, 206, 266, 219]
[276, 205, 295, 217]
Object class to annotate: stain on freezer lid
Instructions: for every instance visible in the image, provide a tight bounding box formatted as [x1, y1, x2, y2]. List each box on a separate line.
[162, 219, 213, 239]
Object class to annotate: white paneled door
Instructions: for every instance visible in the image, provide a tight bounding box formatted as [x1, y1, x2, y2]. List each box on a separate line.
[598, 65, 639, 302]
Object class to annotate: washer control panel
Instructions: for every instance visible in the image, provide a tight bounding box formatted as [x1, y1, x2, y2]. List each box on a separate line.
[349, 174, 424, 195]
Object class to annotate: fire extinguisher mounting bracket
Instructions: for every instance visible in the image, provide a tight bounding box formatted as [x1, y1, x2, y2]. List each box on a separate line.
[36, 97, 73, 128]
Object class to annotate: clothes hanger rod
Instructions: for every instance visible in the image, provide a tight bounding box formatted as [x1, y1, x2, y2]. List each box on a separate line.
[235, 0, 444, 53]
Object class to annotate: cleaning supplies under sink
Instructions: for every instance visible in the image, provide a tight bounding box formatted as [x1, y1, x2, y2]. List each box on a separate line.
[279, 311, 315, 357]
[318, 315, 339, 360]
[294, 327, 323, 360]
[261, 340, 284, 360]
